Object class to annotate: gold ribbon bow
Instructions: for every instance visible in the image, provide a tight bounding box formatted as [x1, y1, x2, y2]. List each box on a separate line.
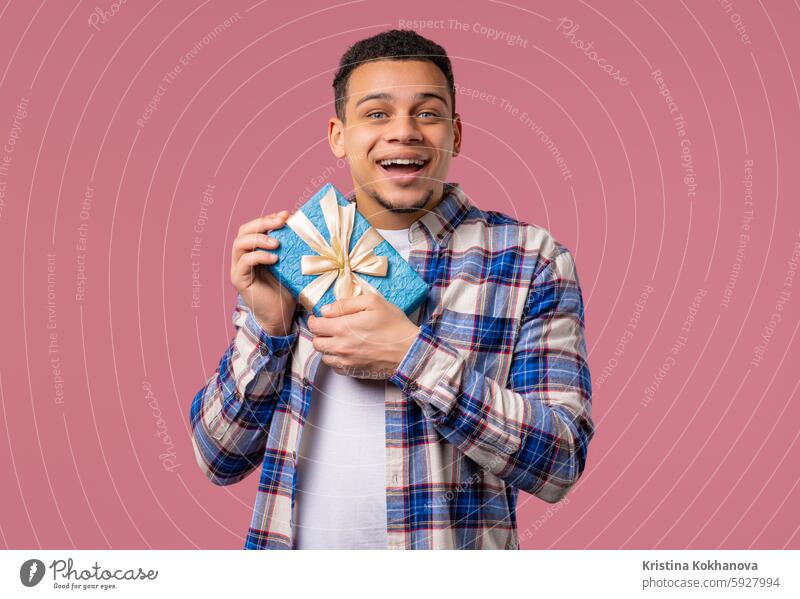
[285, 186, 388, 312]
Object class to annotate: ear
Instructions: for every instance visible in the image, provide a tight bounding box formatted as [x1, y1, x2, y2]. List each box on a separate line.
[328, 117, 346, 159]
[452, 112, 462, 157]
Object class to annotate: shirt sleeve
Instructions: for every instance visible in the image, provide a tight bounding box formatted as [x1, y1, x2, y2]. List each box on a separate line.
[189, 292, 298, 486]
[388, 247, 595, 502]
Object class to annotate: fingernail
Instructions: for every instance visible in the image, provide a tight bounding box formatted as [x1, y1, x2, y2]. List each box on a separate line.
[321, 305, 331, 314]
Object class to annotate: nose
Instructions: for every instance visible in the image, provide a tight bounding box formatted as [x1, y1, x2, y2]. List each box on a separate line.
[383, 113, 423, 144]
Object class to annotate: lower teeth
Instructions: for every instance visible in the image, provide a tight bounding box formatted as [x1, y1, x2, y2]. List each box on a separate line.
[383, 164, 422, 172]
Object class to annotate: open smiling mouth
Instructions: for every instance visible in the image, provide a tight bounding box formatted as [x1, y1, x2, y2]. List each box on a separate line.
[376, 157, 430, 182]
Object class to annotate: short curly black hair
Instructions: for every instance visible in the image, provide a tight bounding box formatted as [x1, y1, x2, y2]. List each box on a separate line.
[332, 29, 455, 122]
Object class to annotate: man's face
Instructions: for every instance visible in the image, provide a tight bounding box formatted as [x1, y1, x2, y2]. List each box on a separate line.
[328, 59, 462, 215]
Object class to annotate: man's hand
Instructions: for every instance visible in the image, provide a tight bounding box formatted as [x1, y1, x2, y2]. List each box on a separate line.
[230, 210, 297, 337]
[307, 292, 421, 379]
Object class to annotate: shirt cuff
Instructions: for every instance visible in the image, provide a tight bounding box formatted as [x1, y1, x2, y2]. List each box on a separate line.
[231, 298, 298, 402]
[239, 306, 297, 364]
[388, 321, 463, 424]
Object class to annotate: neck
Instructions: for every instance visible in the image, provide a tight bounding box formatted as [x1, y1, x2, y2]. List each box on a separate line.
[353, 184, 448, 230]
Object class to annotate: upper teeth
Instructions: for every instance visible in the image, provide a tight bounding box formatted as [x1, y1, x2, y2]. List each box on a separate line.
[379, 158, 425, 166]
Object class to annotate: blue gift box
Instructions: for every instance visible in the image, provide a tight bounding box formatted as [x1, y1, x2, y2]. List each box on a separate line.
[261, 183, 430, 318]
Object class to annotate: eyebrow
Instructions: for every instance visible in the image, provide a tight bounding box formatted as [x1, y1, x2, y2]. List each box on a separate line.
[354, 91, 449, 109]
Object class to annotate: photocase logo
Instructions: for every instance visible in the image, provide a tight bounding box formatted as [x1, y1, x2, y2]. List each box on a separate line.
[20, 559, 46, 587]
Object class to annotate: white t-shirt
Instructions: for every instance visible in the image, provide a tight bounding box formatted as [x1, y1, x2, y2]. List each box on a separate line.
[293, 226, 419, 550]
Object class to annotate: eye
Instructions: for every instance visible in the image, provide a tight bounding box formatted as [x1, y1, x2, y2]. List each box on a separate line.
[418, 111, 438, 118]
[367, 111, 387, 119]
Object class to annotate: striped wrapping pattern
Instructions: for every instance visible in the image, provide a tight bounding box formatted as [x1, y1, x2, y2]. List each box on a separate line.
[189, 183, 595, 549]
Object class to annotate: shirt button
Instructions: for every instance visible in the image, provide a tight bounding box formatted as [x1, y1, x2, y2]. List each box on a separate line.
[392, 474, 400, 484]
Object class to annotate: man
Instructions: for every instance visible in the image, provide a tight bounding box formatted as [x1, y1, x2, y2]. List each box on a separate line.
[190, 29, 595, 550]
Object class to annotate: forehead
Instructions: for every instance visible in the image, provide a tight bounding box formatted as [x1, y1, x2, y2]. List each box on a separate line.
[346, 59, 450, 106]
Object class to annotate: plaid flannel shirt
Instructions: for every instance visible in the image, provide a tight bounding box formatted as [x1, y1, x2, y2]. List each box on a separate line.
[189, 182, 595, 550]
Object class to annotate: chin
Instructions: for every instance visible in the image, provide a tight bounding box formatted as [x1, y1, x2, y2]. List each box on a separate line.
[379, 186, 433, 211]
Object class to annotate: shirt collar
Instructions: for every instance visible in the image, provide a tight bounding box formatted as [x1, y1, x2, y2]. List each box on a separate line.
[345, 182, 471, 248]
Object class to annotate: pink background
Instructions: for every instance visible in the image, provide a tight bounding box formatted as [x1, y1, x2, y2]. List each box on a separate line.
[0, 0, 798, 550]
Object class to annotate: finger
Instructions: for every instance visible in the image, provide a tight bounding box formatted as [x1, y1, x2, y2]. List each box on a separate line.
[233, 233, 279, 259]
[234, 249, 277, 279]
[233, 233, 280, 253]
[237, 210, 290, 237]
[311, 334, 334, 355]
[321, 294, 372, 317]
[321, 353, 350, 371]
[307, 314, 336, 337]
